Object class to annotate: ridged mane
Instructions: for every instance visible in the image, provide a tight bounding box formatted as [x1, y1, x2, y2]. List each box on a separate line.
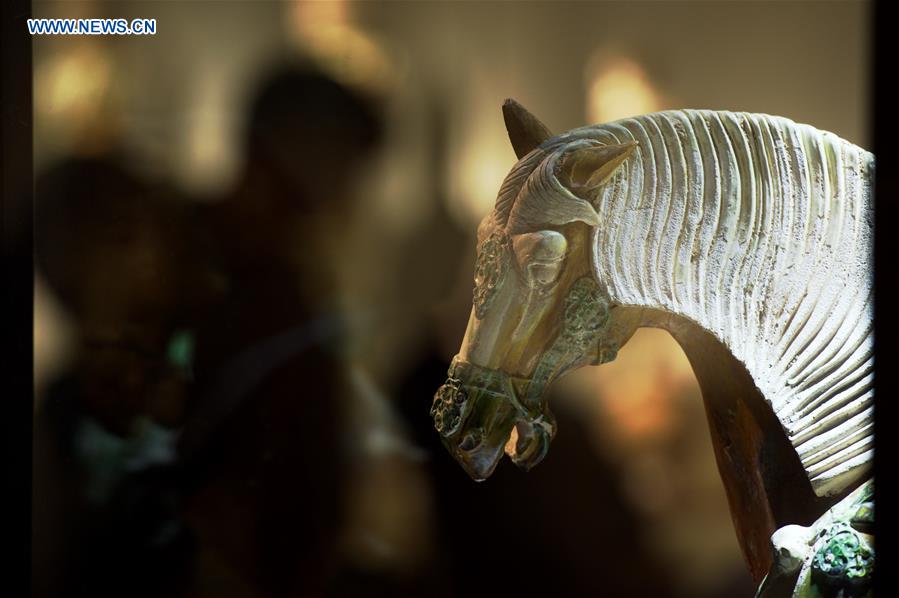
[559, 109, 874, 497]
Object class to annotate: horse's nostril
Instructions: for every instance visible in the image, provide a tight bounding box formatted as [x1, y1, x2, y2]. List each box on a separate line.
[459, 430, 482, 452]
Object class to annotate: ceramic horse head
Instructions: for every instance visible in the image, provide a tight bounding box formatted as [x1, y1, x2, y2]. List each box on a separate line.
[432, 100, 874, 592]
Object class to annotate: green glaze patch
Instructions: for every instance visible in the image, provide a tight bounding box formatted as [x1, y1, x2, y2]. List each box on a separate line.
[810, 523, 873, 597]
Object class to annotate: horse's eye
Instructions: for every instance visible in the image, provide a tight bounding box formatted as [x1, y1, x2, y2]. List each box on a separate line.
[512, 231, 567, 287]
[527, 262, 563, 287]
[513, 230, 567, 261]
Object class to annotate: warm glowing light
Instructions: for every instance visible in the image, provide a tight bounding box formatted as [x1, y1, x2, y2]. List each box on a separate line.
[451, 76, 515, 228]
[291, 0, 350, 31]
[504, 426, 519, 457]
[287, 1, 396, 96]
[567, 328, 699, 444]
[182, 66, 237, 195]
[585, 55, 661, 124]
[454, 137, 510, 227]
[51, 61, 102, 114]
[34, 42, 117, 155]
[34, 275, 75, 405]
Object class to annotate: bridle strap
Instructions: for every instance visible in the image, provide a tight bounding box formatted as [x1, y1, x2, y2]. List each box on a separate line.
[450, 356, 544, 427]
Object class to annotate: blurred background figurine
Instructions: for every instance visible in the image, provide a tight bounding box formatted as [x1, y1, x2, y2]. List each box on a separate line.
[33, 156, 213, 597]
[177, 65, 384, 597]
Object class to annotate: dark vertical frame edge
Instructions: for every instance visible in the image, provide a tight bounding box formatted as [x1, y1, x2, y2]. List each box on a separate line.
[873, 0, 893, 595]
[1, 0, 33, 595]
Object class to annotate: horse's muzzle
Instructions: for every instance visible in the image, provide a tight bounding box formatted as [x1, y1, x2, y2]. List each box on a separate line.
[431, 357, 554, 480]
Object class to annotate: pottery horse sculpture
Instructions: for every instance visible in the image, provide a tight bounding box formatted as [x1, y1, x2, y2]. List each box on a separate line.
[432, 100, 874, 596]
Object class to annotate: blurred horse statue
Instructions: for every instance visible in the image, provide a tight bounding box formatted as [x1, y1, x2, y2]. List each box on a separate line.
[432, 100, 874, 596]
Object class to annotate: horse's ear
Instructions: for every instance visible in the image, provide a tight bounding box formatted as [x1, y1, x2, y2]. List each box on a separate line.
[503, 98, 553, 159]
[558, 141, 638, 196]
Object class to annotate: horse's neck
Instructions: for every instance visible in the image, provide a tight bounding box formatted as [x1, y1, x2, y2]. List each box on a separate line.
[587, 110, 873, 498]
[620, 306, 831, 581]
